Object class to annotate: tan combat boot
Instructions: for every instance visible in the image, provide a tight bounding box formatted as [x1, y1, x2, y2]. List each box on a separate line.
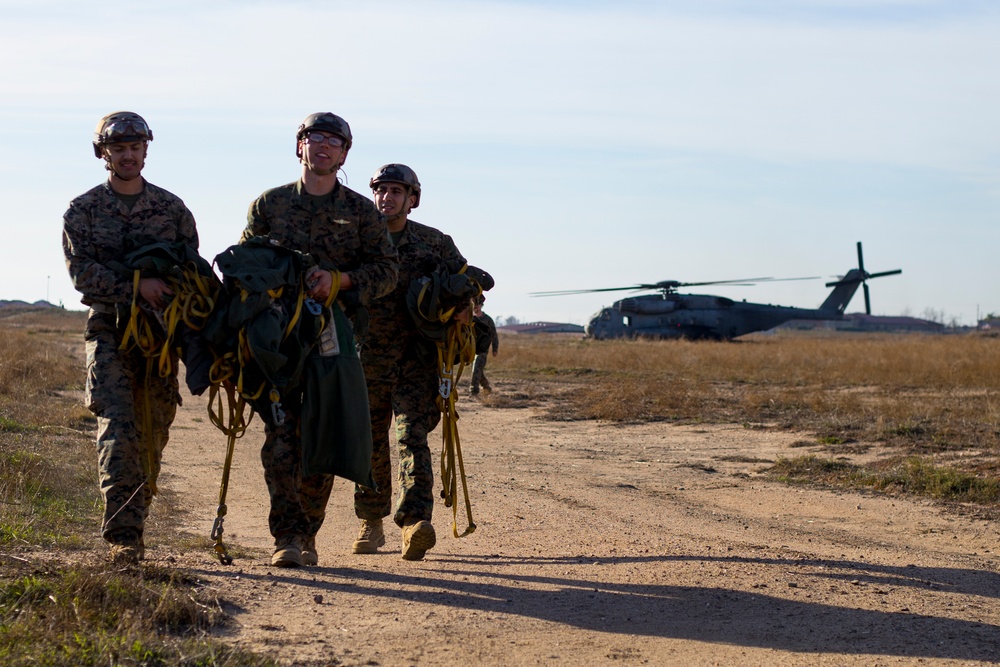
[108, 543, 141, 567]
[301, 535, 318, 566]
[401, 520, 436, 561]
[352, 518, 386, 554]
[271, 534, 303, 568]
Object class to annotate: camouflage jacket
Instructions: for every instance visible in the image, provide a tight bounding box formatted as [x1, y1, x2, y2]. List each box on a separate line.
[243, 180, 397, 307]
[368, 218, 465, 340]
[474, 312, 499, 354]
[62, 180, 199, 307]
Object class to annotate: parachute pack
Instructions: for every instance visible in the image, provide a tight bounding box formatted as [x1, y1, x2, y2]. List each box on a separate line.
[407, 258, 494, 344]
[406, 258, 494, 538]
[206, 236, 324, 427]
[123, 236, 376, 563]
[208, 236, 374, 476]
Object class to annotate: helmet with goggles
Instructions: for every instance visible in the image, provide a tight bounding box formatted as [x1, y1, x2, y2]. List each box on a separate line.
[92, 111, 152, 158]
[369, 163, 421, 209]
[296, 112, 353, 157]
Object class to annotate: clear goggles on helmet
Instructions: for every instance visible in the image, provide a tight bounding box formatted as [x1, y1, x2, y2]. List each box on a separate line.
[304, 132, 345, 147]
[100, 119, 151, 143]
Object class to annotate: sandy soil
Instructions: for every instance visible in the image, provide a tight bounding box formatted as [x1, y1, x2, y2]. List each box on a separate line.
[149, 377, 1000, 667]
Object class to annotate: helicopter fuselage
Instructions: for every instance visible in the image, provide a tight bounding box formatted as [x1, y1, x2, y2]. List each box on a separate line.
[585, 292, 839, 340]
[546, 243, 900, 341]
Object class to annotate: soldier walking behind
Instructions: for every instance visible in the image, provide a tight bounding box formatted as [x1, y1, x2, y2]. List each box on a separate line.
[470, 296, 499, 395]
[353, 163, 469, 560]
[244, 113, 397, 568]
[62, 112, 199, 566]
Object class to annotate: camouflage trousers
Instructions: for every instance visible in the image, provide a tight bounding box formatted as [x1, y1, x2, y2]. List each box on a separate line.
[86, 311, 179, 545]
[354, 350, 440, 527]
[471, 353, 491, 392]
[260, 407, 336, 544]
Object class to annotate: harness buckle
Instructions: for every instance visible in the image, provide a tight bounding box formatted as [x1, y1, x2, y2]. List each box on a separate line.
[439, 377, 452, 399]
[304, 298, 323, 316]
[210, 504, 227, 541]
[269, 389, 285, 425]
[271, 400, 285, 426]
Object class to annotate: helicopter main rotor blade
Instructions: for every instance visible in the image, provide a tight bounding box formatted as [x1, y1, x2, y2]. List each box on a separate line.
[529, 285, 651, 297]
[867, 269, 902, 279]
[753, 276, 821, 282]
[529, 279, 774, 297]
[531, 275, 824, 297]
[825, 269, 901, 288]
[673, 277, 773, 288]
[677, 275, 821, 287]
[863, 282, 871, 314]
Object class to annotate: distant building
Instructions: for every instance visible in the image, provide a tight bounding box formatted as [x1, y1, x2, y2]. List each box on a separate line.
[776, 313, 944, 334]
[498, 321, 585, 335]
[0, 300, 60, 309]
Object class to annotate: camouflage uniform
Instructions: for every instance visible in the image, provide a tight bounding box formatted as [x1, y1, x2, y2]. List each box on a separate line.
[62, 181, 198, 547]
[471, 311, 499, 394]
[244, 180, 397, 545]
[355, 219, 465, 527]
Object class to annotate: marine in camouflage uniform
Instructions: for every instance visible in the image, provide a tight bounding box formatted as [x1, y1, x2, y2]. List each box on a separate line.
[243, 112, 397, 568]
[62, 112, 198, 565]
[353, 163, 467, 561]
[470, 298, 499, 395]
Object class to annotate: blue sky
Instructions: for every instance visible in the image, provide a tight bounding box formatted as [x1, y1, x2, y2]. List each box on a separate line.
[2, 0, 998, 325]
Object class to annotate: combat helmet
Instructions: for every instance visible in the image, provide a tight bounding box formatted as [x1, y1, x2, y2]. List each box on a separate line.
[92, 111, 152, 158]
[369, 163, 421, 208]
[296, 112, 353, 157]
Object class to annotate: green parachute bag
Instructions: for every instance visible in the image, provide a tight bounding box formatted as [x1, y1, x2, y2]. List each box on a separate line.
[299, 303, 375, 489]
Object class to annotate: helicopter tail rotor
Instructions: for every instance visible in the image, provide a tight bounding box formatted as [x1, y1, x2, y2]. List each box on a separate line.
[824, 242, 902, 314]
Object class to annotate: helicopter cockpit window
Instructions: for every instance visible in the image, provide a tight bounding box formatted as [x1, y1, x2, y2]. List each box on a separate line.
[623, 315, 631, 327]
[600, 311, 611, 321]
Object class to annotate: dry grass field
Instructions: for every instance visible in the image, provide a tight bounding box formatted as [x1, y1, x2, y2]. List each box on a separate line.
[0, 306, 271, 666]
[488, 331, 1000, 510]
[2, 306, 999, 665]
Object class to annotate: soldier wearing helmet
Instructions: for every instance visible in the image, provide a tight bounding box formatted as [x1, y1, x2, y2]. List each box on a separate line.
[470, 295, 499, 395]
[62, 111, 200, 566]
[243, 113, 398, 568]
[92, 111, 154, 186]
[352, 163, 468, 561]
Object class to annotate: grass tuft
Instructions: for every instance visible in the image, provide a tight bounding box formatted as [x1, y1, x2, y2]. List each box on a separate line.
[0, 307, 277, 665]
[0, 561, 276, 666]
[769, 455, 1000, 503]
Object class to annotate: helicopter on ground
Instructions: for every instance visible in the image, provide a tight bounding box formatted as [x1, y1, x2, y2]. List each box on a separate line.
[531, 242, 901, 340]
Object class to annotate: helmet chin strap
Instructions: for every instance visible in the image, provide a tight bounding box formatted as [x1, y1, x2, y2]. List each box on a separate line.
[107, 160, 142, 181]
[103, 144, 146, 180]
[301, 152, 345, 178]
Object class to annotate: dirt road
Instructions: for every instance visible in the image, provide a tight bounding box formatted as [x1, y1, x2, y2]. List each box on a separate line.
[152, 380, 1000, 666]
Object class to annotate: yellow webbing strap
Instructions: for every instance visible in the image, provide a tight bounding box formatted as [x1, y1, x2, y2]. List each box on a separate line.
[235, 329, 266, 401]
[205, 279, 299, 565]
[207, 371, 252, 566]
[158, 261, 217, 378]
[205, 271, 330, 564]
[276, 286, 303, 341]
[119, 271, 161, 357]
[119, 271, 164, 495]
[436, 315, 478, 538]
[140, 351, 159, 496]
[416, 280, 457, 324]
[119, 266, 222, 498]
[324, 269, 341, 309]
